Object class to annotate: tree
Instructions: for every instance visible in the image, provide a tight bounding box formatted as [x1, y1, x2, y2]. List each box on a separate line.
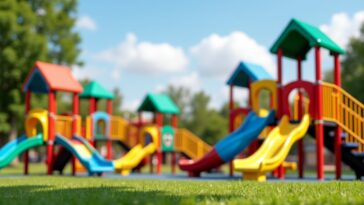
[164, 85, 191, 127]
[341, 23, 364, 102]
[0, 0, 81, 142]
[219, 101, 240, 119]
[202, 109, 228, 144]
[112, 88, 123, 116]
[187, 91, 210, 137]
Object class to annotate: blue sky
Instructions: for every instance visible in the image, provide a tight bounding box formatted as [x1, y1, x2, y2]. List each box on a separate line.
[74, 1, 364, 110]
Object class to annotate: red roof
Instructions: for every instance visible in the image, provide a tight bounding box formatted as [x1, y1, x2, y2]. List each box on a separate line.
[22, 61, 83, 93]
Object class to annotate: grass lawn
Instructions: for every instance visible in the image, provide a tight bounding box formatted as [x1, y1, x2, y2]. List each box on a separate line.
[0, 163, 363, 204]
[0, 176, 363, 205]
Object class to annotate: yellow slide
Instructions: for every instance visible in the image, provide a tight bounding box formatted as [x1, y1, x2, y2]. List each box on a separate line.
[233, 114, 310, 181]
[113, 126, 159, 175]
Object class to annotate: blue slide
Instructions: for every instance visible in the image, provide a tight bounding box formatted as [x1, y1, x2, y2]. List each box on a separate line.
[179, 110, 275, 175]
[55, 134, 114, 174]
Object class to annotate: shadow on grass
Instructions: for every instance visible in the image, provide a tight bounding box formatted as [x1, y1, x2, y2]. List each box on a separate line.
[0, 184, 239, 205]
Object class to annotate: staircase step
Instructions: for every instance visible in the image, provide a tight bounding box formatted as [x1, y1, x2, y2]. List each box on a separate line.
[328, 130, 347, 139]
[342, 143, 358, 149]
[352, 152, 364, 158]
[323, 121, 337, 127]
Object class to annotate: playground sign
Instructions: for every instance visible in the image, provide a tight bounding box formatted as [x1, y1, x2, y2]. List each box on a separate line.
[162, 126, 175, 152]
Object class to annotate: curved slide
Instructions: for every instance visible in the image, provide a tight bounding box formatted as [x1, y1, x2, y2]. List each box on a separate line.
[0, 134, 44, 169]
[54, 126, 159, 175]
[234, 114, 310, 181]
[179, 110, 275, 177]
[55, 135, 114, 174]
[113, 126, 158, 175]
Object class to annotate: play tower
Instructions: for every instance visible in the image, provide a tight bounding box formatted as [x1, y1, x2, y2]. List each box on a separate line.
[80, 81, 114, 160]
[137, 93, 180, 174]
[22, 61, 83, 175]
[270, 18, 345, 180]
[226, 61, 273, 176]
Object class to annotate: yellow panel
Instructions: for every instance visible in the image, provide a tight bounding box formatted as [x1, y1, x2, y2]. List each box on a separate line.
[174, 128, 211, 159]
[25, 109, 48, 141]
[250, 80, 277, 116]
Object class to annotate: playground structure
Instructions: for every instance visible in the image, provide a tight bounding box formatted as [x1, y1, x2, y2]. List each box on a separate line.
[0, 18, 363, 181]
[232, 18, 364, 181]
[180, 18, 364, 181]
[0, 61, 211, 176]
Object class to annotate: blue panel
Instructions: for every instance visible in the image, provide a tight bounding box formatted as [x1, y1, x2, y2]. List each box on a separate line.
[226, 61, 273, 88]
[215, 110, 275, 162]
[23, 68, 49, 93]
[92, 111, 110, 137]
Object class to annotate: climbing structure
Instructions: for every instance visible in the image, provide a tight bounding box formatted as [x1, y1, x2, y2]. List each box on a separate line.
[22, 61, 83, 175]
[269, 18, 363, 180]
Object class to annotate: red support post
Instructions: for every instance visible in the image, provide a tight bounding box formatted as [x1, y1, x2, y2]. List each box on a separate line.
[277, 48, 285, 179]
[334, 53, 342, 180]
[315, 46, 324, 180]
[72, 93, 79, 136]
[106, 99, 113, 160]
[171, 114, 178, 174]
[47, 91, 56, 175]
[228, 85, 234, 177]
[71, 93, 79, 176]
[297, 56, 304, 179]
[156, 113, 163, 175]
[24, 91, 31, 175]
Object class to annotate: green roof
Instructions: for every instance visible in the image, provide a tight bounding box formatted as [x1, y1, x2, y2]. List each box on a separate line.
[79, 81, 114, 99]
[137, 93, 180, 114]
[270, 18, 345, 60]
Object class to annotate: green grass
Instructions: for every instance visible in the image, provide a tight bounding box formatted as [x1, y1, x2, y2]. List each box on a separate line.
[0, 177, 363, 205]
[1, 163, 363, 204]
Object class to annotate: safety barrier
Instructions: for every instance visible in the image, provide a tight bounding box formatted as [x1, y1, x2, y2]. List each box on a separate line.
[175, 128, 211, 159]
[84, 116, 92, 140]
[110, 116, 128, 141]
[55, 115, 81, 138]
[322, 82, 364, 152]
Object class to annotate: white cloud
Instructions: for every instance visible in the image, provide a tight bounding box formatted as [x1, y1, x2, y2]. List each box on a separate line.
[72, 65, 100, 80]
[155, 72, 201, 94]
[96, 33, 189, 75]
[123, 99, 141, 111]
[170, 72, 201, 92]
[320, 11, 364, 49]
[190, 32, 275, 79]
[76, 16, 97, 31]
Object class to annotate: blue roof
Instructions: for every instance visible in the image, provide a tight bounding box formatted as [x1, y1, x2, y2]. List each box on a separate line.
[226, 62, 273, 88]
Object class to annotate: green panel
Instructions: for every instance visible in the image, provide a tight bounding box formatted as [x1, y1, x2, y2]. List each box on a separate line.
[80, 81, 114, 99]
[161, 126, 175, 152]
[137, 93, 180, 114]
